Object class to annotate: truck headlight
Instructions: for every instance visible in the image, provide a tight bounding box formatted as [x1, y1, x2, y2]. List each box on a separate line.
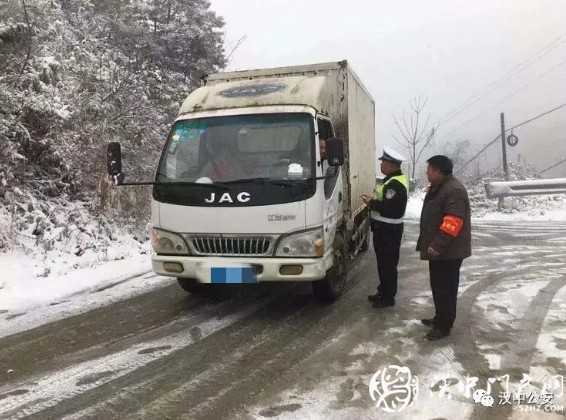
[275, 227, 325, 257]
[150, 227, 189, 255]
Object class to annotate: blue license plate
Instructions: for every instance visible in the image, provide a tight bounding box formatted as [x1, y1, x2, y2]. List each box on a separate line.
[211, 267, 257, 284]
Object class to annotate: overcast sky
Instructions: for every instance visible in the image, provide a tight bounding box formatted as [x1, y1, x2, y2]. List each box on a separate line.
[209, 0, 566, 176]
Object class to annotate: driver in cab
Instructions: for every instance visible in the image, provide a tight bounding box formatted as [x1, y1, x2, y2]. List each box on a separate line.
[201, 135, 246, 182]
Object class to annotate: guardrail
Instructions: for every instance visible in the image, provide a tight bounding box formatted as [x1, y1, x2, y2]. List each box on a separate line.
[485, 178, 566, 198]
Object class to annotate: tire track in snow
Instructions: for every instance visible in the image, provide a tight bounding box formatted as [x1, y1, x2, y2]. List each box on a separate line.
[0, 300, 267, 419]
[40, 252, 370, 420]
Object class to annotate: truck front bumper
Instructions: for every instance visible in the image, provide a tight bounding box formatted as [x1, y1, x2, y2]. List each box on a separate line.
[152, 254, 333, 283]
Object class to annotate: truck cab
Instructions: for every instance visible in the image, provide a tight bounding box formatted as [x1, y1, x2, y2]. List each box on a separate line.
[108, 61, 376, 301]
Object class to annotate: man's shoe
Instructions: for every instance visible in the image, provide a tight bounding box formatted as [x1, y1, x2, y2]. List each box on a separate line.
[373, 299, 395, 308]
[425, 328, 450, 341]
[421, 318, 435, 328]
[368, 293, 382, 302]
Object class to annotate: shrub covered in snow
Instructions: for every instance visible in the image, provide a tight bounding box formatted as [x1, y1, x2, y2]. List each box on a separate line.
[0, 0, 226, 267]
[464, 162, 566, 217]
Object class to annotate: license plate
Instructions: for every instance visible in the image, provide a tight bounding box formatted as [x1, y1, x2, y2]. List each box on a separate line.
[210, 267, 257, 284]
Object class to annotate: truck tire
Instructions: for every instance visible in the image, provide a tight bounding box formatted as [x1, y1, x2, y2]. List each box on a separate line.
[312, 233, 347, 302]
[177, 278, 232, 300]
[177, 278, 207, 295]
[360, 233, 369, 253]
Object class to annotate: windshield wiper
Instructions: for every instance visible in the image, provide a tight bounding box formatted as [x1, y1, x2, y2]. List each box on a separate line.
[155, 178, 229, 190]
[222, 177, 308, 188]
[222, 177, 271, 185]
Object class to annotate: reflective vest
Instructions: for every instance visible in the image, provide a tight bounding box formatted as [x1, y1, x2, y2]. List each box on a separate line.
[371, 174, 409, 224]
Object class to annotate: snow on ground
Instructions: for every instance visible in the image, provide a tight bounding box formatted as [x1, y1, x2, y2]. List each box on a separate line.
[0, 195, 172, 336]
[479, 204, 566, 221]
[0, 270, 175, 339]
[405, 188, 566, 222]
[0, 250, 151, 312]
[249, 320, 477, 420]
[0, 234, 171, 338]
[0, 193, 159, 320]
[532, 286, 566, 403]
[0, 301, 261, 417]
[405, 190, 425, 219]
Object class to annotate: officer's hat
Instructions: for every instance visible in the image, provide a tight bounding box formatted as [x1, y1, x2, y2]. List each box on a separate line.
[379, 147, 405, 165]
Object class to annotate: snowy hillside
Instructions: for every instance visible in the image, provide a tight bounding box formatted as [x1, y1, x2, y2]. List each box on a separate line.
[1, 0, 226, 260]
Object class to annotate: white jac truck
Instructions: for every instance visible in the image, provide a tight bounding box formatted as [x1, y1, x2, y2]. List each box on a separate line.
[107, 60, 376, 301]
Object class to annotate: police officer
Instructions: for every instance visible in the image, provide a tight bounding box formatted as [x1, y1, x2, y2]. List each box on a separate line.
[361, 147, 409, 308]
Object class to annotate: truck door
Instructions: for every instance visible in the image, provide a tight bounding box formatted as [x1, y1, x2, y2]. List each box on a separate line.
[317, 117, 343, 247]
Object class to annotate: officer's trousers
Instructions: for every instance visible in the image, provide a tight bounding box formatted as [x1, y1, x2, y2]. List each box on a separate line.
[372, 221, 404, 302]
[429, 259, 463, 331]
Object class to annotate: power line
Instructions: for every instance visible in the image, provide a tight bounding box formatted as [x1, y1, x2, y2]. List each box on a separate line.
[225, 35, 247, 69]
[457, 135, 501, 175]
[435, 56, 566, 144]
[456, 102, 566, 174]
[441, 32, 566, 123]
[436, 31, 566, 129]
[508, 102, 566, 131]
[539, 156, 566, 175]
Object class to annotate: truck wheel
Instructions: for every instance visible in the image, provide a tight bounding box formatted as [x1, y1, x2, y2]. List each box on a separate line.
[177, 278, 231, 300]
[177, 278, 207, 294]
[360, 233, 369, 253]
[312, 233, 347, 302]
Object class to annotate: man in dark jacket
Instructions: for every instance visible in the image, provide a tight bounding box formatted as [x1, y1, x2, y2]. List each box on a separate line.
[417, 155, 471, 340]
[361, 147, 409, 308]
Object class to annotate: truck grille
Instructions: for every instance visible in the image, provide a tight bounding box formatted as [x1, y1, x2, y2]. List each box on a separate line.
[187, 235, 273, 256]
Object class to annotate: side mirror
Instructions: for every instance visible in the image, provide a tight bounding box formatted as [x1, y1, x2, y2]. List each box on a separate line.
[107, 142, 124, 185]
[326, 137, 344, 166]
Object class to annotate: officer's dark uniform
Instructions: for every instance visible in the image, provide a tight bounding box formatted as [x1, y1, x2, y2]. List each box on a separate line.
[367, 152, 408, 307]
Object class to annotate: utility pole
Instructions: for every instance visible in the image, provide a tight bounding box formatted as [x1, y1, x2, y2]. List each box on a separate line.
[498, 113, 510, 210]
[500, 112, 509, 180]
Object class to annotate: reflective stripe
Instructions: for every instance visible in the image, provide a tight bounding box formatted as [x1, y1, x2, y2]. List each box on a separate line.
[374, 174, 409, 201]
[370, 211, 404, 224]
[372, 174, 409, 224]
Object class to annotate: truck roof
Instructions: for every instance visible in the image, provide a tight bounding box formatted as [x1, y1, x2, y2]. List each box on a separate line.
[206, 61, 346, 82]
[178, 60, 373, 116]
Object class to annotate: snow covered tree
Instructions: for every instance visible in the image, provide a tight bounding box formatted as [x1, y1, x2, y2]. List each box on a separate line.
[0, 0, 226, 252]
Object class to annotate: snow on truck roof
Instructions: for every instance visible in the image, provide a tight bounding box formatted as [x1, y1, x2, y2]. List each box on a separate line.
[178, 61, 373, 116]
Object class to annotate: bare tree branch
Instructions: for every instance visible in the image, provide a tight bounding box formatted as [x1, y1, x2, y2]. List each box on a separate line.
[393, 96, 437, 182]
[418, 113, 432, 144]
[393, 116, 409, 141]
[392, 134, 408, 151]
[401, 111, 412, 138]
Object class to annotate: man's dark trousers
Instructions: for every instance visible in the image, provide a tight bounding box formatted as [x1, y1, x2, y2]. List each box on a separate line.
[429, 259, 463, 331]
[372, 221, 404, 302]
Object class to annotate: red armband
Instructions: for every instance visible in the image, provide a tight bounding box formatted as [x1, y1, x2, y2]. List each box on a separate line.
[440, 214, 464, 237]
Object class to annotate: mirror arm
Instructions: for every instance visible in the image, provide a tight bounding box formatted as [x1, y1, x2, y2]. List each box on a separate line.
[114, 180, 157, 186]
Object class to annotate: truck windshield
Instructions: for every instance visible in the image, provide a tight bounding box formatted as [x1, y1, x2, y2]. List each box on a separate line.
[157, 113, 315, 184]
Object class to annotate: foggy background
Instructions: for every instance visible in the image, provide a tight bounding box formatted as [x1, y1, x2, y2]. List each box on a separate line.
[210, 0, 566, 178]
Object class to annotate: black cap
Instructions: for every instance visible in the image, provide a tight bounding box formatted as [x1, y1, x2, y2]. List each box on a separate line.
[427, 155, 453, 175]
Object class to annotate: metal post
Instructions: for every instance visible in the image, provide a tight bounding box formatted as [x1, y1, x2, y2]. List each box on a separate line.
[500, 113, 509, 180]
[498, 113, 509, 210]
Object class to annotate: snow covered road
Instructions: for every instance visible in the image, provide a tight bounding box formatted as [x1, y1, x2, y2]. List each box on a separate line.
[1, 221, 566, 419]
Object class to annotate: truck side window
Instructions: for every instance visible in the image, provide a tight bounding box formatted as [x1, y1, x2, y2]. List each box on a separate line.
[317, 118, 333, 154]
[317, 118, 339, 199]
